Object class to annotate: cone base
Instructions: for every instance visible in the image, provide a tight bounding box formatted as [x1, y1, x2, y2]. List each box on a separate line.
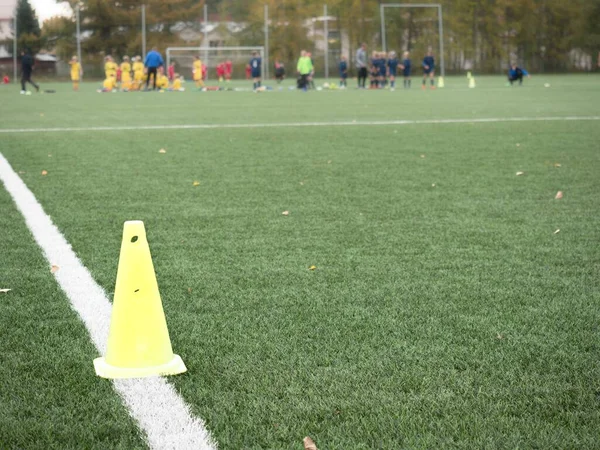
[93, 354, 187, 379]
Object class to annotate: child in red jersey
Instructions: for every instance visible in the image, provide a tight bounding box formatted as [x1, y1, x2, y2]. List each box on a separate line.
[225, 60, 232, 82]
[216, 62, 225, 82]
[245, 63, 251, 79]
[168, 61, 175, 81]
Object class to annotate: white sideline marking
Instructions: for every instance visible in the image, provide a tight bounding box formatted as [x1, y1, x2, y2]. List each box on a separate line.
[0, 153, 216, 450]
[0, 116, 599, 134]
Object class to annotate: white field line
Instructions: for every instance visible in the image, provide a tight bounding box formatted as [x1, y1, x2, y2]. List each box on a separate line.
[0, 153, 216, 450]
[0, 116, 599, 134]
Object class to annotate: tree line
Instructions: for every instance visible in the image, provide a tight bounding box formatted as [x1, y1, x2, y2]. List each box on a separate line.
[7, 0, 600, 73]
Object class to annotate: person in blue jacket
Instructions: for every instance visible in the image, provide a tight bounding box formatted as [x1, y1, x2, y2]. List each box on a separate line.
[508, 63, 530, 85]
[144, 47, 164, 90]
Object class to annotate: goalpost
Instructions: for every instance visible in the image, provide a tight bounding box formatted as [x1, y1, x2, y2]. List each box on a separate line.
[380, 3, 445, 77]
[166, 47, 266, 82]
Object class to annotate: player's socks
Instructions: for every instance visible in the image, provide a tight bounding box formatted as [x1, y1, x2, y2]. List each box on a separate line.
[391, 80, 395, 88]
[408, 79, 411, 88]
[253, 82, 256, 89]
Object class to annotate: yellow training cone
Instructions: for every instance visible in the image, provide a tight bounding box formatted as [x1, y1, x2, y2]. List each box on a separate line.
[467, 71, 472, 79]
[437, 76, 445, 88]
[469, 77, 476, 89]
[94, 221, 187, 379]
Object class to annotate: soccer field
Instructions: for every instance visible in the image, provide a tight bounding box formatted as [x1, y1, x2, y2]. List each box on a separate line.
[1, 75, 599, 449]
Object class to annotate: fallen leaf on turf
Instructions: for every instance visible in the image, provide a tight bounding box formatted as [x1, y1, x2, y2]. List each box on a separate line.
[432, 183, 436, 187]
[282, 210, 289, 216]
[308, 265, 317, 271]
[299, 181, 304, 186]
[18, 171, 25, 174]
[192, 181, 200, 186]
[516, 143, 521, 147]
[554, 229, 560, 234]
[50, 265, 60, 273]
[159, 148, 167, 153]
[496, 333, 503, 340]
[48, 154, 52, 157]
[516, 171, 525, 176]
[303, 436, 318, 450]
[0, 289, 11, 293]
[420, 154, 426, 158]
[188, 287, 192, 293]
[554, 163, 561, 168]
[41, 170, 48, 176]
[40, 113, 44, 117]
[327, 160, 332, 164]
[555, 191, 563, 200]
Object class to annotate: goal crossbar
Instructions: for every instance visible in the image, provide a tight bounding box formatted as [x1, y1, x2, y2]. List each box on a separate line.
[380, 3, 445, 77]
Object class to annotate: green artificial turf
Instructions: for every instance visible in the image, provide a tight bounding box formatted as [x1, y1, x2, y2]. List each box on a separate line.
[1, 75, 599, 449]
[0, 187, 146, 449]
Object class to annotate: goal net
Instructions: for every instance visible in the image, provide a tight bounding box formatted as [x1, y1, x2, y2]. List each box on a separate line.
[166, 46, 265, 82]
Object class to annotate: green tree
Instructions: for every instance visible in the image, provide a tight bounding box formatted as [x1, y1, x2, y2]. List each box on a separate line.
[14, 0, 43, 54]
[42, 16, 76, 60]
[16, 0, 40, 37]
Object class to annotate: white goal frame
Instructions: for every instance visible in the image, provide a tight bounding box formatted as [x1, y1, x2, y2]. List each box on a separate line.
[380, 3, 445, 77]
[166, 46, 266, 81]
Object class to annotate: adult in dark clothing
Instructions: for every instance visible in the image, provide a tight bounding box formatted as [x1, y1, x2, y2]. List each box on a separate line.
[355, 43, 367, 88]
[144, 47, 164, 90]
[20, 51, 39, 93]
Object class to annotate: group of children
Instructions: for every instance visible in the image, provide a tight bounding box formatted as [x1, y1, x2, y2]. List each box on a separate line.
[64, 47, 533, 94]
[341, 49, 435, 91]
[92, 55, 184, 92]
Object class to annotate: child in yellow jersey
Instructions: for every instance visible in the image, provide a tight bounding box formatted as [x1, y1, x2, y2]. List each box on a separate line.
[192, 56, 204, 88]
[156, 68, 169, 90]
[69, 56, 82, 91]
[172, 74, 182, 91]
[120, 56, 132, 91]
[102, 74, 116, 92]
[104, 56, 117, 79]
[132, 56, 144, 90]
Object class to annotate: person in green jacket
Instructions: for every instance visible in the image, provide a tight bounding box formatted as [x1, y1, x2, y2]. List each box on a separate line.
[297, 50, 313, 91]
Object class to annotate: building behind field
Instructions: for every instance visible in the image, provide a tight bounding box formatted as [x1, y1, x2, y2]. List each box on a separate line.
[0, 0, 17, 58]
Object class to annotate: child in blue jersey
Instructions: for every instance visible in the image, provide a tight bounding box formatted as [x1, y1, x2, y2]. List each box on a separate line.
[377, 52, 387, 88]
[422, 48, 435, 89]
[339, 55, 348, 88]
[401, 51, 412, 88]
[250, 51, 262, 90]
[508, 63, 530, 85]
[387, 51, 399, 90]
[369, 51, 378, 88]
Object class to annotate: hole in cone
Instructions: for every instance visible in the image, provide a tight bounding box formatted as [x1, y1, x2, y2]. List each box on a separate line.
[131, 236, 139, 243]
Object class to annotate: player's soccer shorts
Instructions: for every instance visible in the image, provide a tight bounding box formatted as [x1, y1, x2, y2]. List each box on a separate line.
[403, 70, 411, 77]
[251, 70, 261, 78]
[388, 68, 397, 77]
[423, 68, 434, 75]
[340, 74, 347, 79]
